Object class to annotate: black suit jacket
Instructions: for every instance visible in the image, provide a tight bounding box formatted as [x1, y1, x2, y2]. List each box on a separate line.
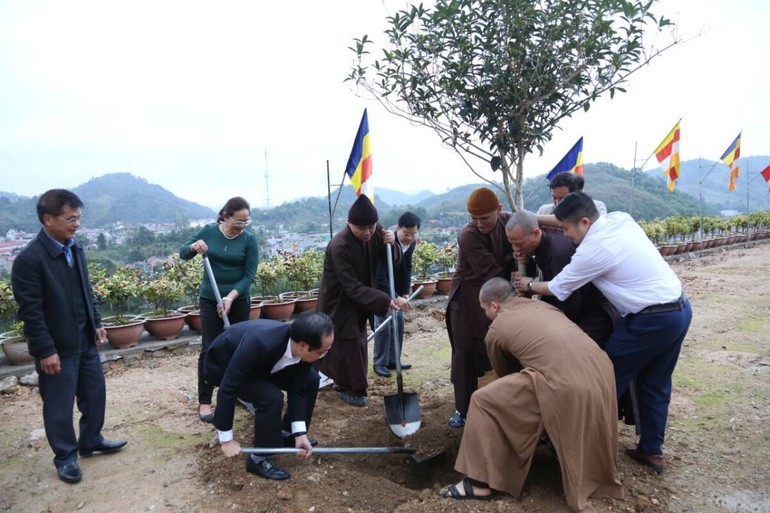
[204, 319, 313, 432]
[375, 232, 416, 296]
[11, 229, 102, 359]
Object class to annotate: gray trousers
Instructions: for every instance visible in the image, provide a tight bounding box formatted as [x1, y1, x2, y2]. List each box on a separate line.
[373, 310, 405, 368]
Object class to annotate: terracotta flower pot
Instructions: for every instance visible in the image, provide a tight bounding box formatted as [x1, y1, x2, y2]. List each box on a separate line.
[103, 318, 146, 349]
[261, 299, 296, 321]
[144, 313, 187, 340]
[434, 274, 453, 294]
[658, 245, 670, 257]
[1, 335, 34, 365]
[185, 310, 202, 332]
[412, 279, 437, 299]
[249, 301, 262, 320]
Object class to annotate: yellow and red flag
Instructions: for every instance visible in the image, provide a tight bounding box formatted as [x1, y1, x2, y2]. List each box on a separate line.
[655, 121, 681, 191]
[344, 109, 373, 202]
[720, 132, 742, 191]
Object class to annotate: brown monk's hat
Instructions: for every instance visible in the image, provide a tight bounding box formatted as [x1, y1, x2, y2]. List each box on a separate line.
[348, 194, 379, 226]
[467, 187, 500, 216]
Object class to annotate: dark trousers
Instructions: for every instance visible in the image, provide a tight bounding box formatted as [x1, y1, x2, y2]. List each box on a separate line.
[36, 344, 106, 468]
[373, 311, 405, 368]
[240, 368, 320, 447]
[606, 297, 692, 455]
[448, 300, 491, 415]
[198, 297, 250, 405]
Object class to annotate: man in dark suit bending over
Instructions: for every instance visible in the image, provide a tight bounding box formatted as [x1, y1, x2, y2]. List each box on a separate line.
[204, 311, 334, 480]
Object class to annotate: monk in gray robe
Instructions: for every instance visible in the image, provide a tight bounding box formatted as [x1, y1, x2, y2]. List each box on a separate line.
[442, 277, 623, 512]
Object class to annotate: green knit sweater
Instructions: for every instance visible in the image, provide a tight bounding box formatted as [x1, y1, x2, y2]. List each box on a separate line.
[179, 224, 259, 301]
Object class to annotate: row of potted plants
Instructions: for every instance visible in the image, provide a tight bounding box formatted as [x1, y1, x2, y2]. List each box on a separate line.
[638, 211, 770, 257]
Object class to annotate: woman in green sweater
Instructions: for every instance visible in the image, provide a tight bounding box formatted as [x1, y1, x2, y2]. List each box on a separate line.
[180, 196, 259, 423]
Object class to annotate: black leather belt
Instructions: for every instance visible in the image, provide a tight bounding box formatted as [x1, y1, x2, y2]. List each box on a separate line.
[636, 295, 686, 315]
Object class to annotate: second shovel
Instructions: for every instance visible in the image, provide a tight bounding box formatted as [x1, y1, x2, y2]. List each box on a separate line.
[382, 243, 421, 438]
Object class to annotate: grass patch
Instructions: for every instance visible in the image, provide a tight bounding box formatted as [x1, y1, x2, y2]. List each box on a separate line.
[738, 317, 770, 333]
[140, 425, 204, 449]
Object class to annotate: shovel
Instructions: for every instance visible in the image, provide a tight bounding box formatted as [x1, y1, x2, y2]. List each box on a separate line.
[241, 446, 416, 455]
[366, 285, 424, 342]
[383, 243, 421, 438]
[202, 252, 230, 328]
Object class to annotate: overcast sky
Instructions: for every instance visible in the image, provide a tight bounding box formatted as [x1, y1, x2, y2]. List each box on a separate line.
[1, 0, 768, 210]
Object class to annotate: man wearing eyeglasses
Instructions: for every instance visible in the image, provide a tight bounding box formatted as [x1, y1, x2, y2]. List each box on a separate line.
[11, 189, 127, 484]
[372, 212, 421, 377]
[204, 312, 334, 480]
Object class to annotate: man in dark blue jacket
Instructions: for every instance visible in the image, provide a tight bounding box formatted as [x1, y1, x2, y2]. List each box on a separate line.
[373, 212, 420, 377]
[204, 311, 334, 480]
[12, 189, 127, 484]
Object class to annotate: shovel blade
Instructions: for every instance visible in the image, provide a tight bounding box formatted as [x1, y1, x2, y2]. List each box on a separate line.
[384, 392, 421, 438]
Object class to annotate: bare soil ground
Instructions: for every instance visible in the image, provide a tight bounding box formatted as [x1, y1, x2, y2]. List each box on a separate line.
[1, 243, 769, 513]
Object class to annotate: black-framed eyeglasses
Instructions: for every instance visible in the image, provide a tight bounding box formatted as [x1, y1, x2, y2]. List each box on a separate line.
[56, 215, 82, 225]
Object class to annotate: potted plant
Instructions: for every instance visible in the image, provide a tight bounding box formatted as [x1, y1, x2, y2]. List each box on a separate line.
[434, 243, 457, 294]
[142, 276, 186, 340]
[410, 241, 439, 298]
[283, 249, 324, 312]
[1, 319, 33, 366]
[255, 257, 296, 321]
[91, 266, 147, 349]
[161, 254, 203, 332]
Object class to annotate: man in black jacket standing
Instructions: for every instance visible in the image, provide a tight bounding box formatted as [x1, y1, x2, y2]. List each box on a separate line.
[373, 212, 420, 377]
[12, 189, 127, 484]
[205, 311, 334, 480]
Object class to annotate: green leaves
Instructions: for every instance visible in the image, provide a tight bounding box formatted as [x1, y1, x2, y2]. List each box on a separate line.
[348, 0, 679, 210]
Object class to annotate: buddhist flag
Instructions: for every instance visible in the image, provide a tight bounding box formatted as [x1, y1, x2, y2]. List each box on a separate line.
[720, 132, 742, 191]
[655, 121, 681, 191]
[546, 137, 584, 180]
[761, 165, 770, 193]
[344, 109, 373, 201]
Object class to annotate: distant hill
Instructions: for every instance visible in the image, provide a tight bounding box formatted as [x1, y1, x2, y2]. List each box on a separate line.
[72, 173, 216, 226]
[2, 162, 765, 236]
[522, 162, 717, 220]
[664, 156, 770, 212]
[0, 173, 216, 234]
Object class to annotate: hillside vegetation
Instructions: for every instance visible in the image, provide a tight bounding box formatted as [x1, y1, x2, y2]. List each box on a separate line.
[4, 158, 768, 235]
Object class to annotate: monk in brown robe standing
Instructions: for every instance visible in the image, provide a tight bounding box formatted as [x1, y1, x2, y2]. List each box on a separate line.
[442, 278, 624, 512]
[316, 195, 409, 407]
[445, 187, 515, 428]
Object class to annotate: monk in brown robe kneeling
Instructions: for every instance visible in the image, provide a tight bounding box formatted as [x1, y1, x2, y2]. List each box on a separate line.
[441, 277, 624, 512]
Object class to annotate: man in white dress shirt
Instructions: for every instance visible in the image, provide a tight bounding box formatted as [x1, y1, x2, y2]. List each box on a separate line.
[515, 192, 692, 474]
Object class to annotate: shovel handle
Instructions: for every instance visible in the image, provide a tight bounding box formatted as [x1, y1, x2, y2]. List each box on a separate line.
[241, 446, 416, 455]
[202, 253, 230, 328]
[366, 285, 424, 342]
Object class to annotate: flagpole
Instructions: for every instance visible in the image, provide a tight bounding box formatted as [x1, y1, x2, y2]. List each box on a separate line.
[746, 159, 750, 213]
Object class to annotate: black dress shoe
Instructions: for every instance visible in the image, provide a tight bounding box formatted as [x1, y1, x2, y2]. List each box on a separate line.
[246, 457, 290, 480]
[199, 412, 215, 423]
[448, 411, 466, 428]
[283, 435, 319, 447]
[57, 462, 82, 484]
[373, 365, 392, 378]
[79, 439, 128, 457]
[388, 363, 412, 370]
[338, 391, 368, 407]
